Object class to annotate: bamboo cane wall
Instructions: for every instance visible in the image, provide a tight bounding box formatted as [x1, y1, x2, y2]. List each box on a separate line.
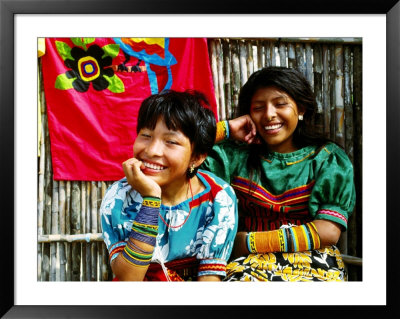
[37, 38, 362, 281]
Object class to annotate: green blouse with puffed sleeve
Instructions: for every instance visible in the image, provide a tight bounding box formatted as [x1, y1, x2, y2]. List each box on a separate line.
[201, 140, 356, 232]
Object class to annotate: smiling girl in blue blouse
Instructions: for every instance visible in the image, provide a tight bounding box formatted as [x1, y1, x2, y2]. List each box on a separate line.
[101, 90, 238, 281]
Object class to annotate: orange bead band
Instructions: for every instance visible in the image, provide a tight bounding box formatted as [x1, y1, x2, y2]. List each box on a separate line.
[215, 120, 230, 143]
[247, 222, 321, 253]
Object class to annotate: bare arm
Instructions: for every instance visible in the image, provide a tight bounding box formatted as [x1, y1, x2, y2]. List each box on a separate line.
[111, 238, 155, 281]
[111, 158, 161, 281]
[198, 275, 221, 281]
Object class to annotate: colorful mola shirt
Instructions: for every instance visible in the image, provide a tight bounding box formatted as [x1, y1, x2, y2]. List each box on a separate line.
[100, 169, 238, 278]
[202, 141, 356, 232]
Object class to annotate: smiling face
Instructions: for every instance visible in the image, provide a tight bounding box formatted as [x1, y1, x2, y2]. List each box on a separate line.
[133, 117, 194, 192]
[250, 86, 304, 153]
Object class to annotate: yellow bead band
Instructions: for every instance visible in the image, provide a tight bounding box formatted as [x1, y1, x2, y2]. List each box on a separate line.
[215, 120, 230, 143]
[247, 222, 321, 253]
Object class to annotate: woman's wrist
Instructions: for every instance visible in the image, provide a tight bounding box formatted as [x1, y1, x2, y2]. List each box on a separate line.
[215, 120, 230, 143]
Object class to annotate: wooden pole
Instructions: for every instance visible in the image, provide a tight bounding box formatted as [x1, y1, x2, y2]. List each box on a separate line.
[295, 43, 305, 76]
[50, 179, 59, 281]
[91, 181, 98, 280]
[209, 39, 220, 120]
[37, 67, 46, 280]
[42, 106, 52, 281]
[353, 45, 363, 269]
[278, 42, 287, 67]
[85, 181, 91, 281]
[312, 44, 324, 136]
[222, 39, 232, 119]
[65, 181, 72, 281]
[344, 46, 354, 162]
[38, 233, 103, 243]
[59, 180, 66, 281]
[329, 45, 336, 142]
[287, 43, 296, 68]
[246, 41, 254, 80]
[322, 45, 331, 138]
[71, 181, 81, 281]
[100, 182, 110, 280]
[230, 40, 240, 117]
[334, 45, 345, 148]
[239, 40, 248, 87]
[216, 39, 226, 121]
[257, 40, 265, 69]
[305, 43, 313, 86]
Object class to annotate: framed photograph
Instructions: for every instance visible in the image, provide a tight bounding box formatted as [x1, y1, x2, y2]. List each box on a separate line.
[1, 0, 399, 317]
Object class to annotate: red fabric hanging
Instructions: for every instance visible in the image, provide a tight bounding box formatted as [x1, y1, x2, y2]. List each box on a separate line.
[41, 37, 217, 181]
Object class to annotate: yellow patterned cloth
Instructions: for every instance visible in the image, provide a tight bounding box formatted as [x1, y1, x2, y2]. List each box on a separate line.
[224, 245, 346, 281]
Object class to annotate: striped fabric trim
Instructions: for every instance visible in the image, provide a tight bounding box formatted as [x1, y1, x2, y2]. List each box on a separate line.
[318, 209, 348, 224]
[286, 151, 315, 165]
[198, 259, 227, 277]
[323, 147, 331, 154]
[188, 171, 224, 211]
[232, 176, 315, 206]
[108, 241, 127, 262]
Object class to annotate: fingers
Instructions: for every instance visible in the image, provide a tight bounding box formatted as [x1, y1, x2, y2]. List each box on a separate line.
[122, 158, 143, 179]
[245, 115, 257, 136]
[122, 158, 162, 198]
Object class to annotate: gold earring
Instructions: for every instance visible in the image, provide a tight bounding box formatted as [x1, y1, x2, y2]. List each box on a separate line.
[189, 164, 195, 174]
[298, 114, 303, 121]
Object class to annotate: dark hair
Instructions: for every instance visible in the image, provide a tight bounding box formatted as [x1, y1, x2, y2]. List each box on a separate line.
[137, 90, 217, 178]
[238, 66, 331, 185]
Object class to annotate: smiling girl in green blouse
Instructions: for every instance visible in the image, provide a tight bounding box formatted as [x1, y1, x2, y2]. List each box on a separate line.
[202, 67, 356, 281]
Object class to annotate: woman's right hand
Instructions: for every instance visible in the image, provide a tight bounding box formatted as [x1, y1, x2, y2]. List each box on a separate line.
[228, 115, 260, 144]
[122, 158, 161, 198]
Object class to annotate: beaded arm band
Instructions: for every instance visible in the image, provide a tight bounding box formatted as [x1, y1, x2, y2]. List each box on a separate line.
[247, 222, 321, 253]
[121, 196, 160, 267]
[215, 120, 230, 143]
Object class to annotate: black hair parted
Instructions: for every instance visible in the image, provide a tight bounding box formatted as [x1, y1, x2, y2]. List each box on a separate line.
[238, 66, 328, 149]
[238, 67, 334, 188]
[137, 89, 217, 160]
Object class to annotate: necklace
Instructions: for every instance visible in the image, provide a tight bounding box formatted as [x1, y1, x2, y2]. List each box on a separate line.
[159, 179, 194, 229]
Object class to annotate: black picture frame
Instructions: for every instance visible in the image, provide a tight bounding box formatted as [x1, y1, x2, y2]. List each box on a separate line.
[1, 0, 399, 318]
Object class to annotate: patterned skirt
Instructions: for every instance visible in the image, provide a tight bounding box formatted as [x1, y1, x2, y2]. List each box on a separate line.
[223, 245, 346, 282]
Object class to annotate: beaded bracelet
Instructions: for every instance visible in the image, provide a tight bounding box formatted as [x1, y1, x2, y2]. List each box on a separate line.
[215, 120, 230, 143]
[121, 239, 153, 267]
[129, 196, 160, 249]
[247, 222, 321, 253]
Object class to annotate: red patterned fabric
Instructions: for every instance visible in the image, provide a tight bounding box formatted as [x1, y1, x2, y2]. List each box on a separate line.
[41, 37, 217, 181]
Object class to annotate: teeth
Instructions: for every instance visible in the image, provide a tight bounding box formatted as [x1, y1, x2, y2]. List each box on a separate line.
[143, 161, 165, 170]
[265, 124, 283, 130]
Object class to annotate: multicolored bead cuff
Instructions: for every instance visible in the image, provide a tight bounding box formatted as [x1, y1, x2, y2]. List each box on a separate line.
[247, 222, 321, 253]
[215, 120, 230, 143]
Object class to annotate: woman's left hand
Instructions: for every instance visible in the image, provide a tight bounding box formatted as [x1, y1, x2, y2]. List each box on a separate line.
[228, 115, 260, 144]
